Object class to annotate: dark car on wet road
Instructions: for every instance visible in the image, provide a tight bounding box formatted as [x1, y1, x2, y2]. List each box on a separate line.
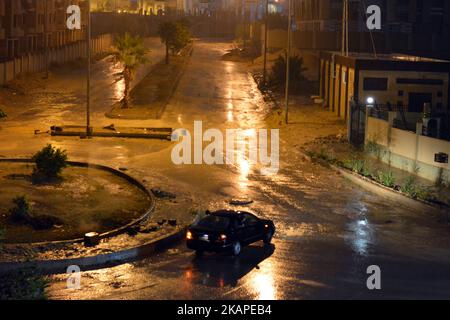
[186, 210, 275, 256]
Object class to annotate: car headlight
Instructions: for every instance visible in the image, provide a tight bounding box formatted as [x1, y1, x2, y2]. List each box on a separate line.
[219, 234, 227, 241]
[186, 231, 193, 240]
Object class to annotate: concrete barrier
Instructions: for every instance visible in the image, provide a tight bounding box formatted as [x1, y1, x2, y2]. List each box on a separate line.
[0, 227, 188, 275]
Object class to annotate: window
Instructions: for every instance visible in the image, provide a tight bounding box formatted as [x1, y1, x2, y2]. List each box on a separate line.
[242, 213, 258, 227]
[396, 78, 443, 85]
[194, 215, 230, 231]
[363, 78, 388, 91]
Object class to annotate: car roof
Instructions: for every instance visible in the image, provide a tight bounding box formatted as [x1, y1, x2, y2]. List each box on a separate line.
[210, 210, 252, 218]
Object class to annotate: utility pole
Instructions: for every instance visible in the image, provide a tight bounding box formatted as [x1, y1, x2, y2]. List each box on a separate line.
[284, 0, 292, 125]
[341, 0, 349, 56]
[86, 0, 92, 137]
[262, 0, 269, 85]
[242, 0, 247, 49]
[44, 0, 49, 79]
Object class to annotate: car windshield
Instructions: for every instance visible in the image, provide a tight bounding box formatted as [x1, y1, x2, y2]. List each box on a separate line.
[194, 215, 230, 230]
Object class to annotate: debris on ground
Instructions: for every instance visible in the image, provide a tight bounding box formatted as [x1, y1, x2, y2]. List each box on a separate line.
[151, 188, 176, 199]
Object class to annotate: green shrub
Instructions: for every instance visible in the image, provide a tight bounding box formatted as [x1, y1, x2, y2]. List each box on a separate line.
[365, 140, 385, 159]
[10, 196, 31, 223]
[352, 160, 365, 174]
[361, 163, 372, 177]
[268, 54, 308, 92]
[342, 159, 371, 177]
[415, 187, 433, 202]
[316, 148, 330, 161]
[0, 109, 6, 118]
[401, 176, 417, 197]
[376, 171, 396, 188]
[32, 144, 68, 182]
[0, 268, 49, 300]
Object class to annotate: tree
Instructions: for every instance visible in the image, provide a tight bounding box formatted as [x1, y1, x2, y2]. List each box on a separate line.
[172, 22, 192, 54]
[113, 33, 148, 108]
[31, 144, 68, 182]
[10, 196, 30, 223]
[158, 21, 191, 64]
[269, 54, 308, 92]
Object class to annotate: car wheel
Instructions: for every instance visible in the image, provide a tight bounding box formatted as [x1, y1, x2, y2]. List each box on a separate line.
[232, 241, 241, 256]
[263, 231, 273, 245]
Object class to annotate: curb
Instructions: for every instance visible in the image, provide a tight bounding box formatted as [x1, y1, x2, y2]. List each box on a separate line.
[298, 150, 449, 217]
[156, 44, 194, 119]
[0, 158, 156, 246]
[0, 227, 188, 275]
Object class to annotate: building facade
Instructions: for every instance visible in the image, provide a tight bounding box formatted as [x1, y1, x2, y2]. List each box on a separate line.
[319, 52, 450, 121]
[294, 0, 450, 59]
[0, 0, 88, 62]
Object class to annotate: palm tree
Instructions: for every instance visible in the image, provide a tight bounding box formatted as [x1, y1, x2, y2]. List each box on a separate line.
[113, 33, 148, 108]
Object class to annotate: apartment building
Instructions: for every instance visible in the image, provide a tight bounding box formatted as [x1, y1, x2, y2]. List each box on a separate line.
[0, 0, 88, 61]
[293, 0, 450, 58]
[138, 0, 171, 15]
[0, 0, 5, 58]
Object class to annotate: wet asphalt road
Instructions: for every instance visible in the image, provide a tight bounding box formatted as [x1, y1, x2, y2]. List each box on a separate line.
[43, 40, 450, 300]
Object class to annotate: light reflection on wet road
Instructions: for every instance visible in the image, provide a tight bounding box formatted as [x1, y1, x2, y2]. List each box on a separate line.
[2, 40, 450, 299]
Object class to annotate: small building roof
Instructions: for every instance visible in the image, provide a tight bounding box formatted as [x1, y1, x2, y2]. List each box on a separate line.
[319, 51, 450, 72]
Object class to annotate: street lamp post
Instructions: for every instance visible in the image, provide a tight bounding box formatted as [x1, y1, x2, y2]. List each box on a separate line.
[86, 0, 92, 137]
[284, 0, 292, 125]
[44, 0, 49, 79]
[262, 0, 269, 85]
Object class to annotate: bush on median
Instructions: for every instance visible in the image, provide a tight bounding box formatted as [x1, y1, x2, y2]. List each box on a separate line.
[31, 144, 68, 183]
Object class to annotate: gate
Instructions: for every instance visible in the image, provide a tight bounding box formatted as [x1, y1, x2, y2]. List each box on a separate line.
[349, 101, 366, 147]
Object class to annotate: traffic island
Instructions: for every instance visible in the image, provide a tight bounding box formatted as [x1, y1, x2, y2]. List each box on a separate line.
[105, 45, 193, 120]
[0, 159, 196, 275]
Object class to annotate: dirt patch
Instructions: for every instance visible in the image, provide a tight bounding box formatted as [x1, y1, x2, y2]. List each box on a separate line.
[106, 46, 192, 120]
[0, 163, 150, 243]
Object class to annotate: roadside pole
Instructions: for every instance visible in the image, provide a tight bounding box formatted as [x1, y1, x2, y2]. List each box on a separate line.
[44, 0, 49, 79]
[86, 0, 92, 137]
[262, 0, 269, 85]
[284, 0, 292, 125]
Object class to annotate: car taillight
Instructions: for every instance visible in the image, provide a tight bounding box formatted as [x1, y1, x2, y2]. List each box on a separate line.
[186, 231, 193, 240]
